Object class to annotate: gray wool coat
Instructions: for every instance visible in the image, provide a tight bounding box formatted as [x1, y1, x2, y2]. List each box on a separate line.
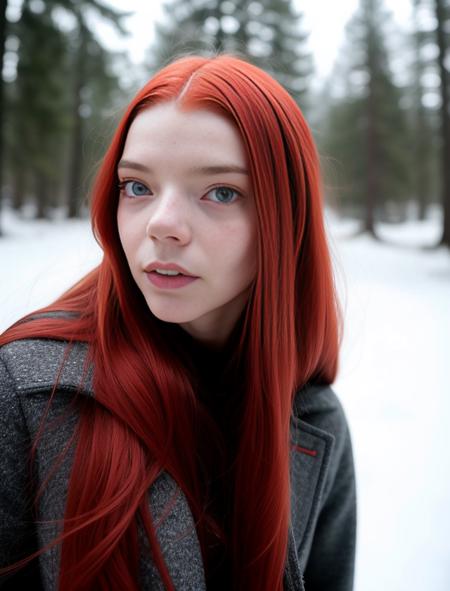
[0, 337, 356, 590]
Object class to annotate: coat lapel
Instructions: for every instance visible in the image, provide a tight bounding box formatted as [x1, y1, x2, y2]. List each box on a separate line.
[141, 472, 207, 590]
[287, 414, 335, 585]
[284, 525, 306, 591]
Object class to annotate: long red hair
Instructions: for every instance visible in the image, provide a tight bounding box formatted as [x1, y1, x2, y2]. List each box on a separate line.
[0, 55, 342, 590]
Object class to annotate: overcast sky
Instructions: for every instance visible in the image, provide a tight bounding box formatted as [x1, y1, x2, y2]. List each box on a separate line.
[98, 0, 413, 80]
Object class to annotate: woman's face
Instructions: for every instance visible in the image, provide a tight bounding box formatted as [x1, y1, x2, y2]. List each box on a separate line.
[117, 102, 257, 347]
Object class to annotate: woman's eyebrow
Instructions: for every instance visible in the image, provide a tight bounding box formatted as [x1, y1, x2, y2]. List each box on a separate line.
[117, 159, 248, 176]
[192, 164, 249, 176]
[117, 159, 149, 173]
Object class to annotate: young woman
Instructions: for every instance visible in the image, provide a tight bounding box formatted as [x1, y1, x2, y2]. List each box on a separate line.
[0, 54, 356, 591]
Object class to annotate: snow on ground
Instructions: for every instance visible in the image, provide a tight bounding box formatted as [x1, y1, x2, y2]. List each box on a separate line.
[1, 206, 449, 590]
[326, 208, 450, 591]
[0, 208, 102, 326]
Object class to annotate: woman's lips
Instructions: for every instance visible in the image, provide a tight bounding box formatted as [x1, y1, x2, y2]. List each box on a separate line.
[145, 271, 199, 289]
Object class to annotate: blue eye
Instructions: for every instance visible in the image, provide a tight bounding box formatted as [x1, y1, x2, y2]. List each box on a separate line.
[118, 180, 150, 198]
[206, 186, 240, 204]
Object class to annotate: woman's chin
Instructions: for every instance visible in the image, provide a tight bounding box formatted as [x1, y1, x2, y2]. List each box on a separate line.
[146, 302, 198, 326]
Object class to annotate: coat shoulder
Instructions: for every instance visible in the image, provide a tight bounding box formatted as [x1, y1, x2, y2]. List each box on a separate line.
[292, 382, 355, 502]
[293, 383, 351, 448]
[0, 338, 92, 395]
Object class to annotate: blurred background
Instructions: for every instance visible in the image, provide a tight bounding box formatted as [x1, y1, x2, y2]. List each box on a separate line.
[0, 0, 449, 590]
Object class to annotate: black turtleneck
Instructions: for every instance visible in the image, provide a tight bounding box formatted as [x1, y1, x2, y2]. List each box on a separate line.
[178, 329, 243, 590]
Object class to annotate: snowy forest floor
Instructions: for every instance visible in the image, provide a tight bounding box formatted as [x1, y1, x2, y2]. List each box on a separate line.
[1, 206, 449, 591]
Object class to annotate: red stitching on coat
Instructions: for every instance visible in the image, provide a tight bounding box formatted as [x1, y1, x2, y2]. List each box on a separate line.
[291, 443, 318, 457]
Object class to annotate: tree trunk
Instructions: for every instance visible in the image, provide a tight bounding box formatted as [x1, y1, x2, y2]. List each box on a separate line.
[35, 171, 49, 218]
[67, 22, 86, 218]
[211, 4, 224, 52]
[0, 0, 8, 236]
[434, 0, 450, 247]
[413, 1, 432, 222]
[365, 17, 378, 238]
[12, 164, 26, 210]
[415, 102, 432, 221]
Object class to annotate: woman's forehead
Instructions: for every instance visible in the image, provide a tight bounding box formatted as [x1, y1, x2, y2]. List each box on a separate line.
[121, 102, 249, 170]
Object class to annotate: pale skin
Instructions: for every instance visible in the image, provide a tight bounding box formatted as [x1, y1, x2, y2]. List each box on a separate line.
[116, 101, 258, 348]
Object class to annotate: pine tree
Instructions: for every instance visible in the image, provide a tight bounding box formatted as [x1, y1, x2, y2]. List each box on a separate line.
[0, 0, 7, 235]
[3, 0, 129, 220]
[409, 0, 438, 221]
[321, 0, 410, 236]
[57, 1, 129, 217]
[5, 1, 70, 218]
[433, 0, 450, 247]
[405, 0, 450, 246]
[64, 15, 128, 217]
[150, 0, 311, 106]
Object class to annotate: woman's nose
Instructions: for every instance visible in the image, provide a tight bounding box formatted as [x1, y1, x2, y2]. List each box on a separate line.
[145, 190, 192, 245]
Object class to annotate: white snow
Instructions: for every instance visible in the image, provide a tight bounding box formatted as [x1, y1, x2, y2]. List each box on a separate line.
[327, 208, 450, 591]
[1, 205, 449, 590]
